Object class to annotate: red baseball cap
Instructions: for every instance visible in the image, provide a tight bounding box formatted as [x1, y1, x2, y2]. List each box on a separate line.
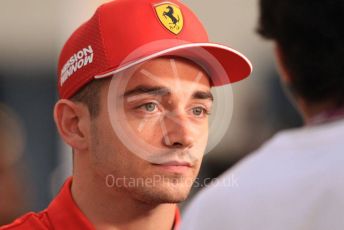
[58, 0, 252, 99]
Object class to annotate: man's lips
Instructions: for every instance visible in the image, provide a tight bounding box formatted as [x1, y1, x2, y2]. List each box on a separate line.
[155, 161, 192, 167]
[151, 161, 193, 173]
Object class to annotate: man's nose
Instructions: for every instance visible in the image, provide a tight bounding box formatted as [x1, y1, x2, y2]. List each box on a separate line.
[161, 112, 194, 149]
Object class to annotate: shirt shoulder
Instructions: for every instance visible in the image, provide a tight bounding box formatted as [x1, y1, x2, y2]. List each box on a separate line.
[0, 211, 51, 230]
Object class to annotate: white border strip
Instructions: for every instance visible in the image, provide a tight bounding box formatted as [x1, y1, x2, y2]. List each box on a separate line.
[94, 43, 253, 79]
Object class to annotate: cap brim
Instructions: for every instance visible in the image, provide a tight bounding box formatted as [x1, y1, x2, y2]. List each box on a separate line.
[94, 42, 252, 86]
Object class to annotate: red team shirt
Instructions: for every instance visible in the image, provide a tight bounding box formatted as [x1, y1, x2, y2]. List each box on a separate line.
[1, 178, 181, 230]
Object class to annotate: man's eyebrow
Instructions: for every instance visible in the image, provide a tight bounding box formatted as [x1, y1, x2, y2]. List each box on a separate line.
[192, 91, 214, 101]
[123, 85, 171, 98]
[123, 85, 213, 102]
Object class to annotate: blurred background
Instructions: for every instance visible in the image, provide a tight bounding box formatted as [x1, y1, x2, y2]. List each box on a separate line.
[0, 0, 302, 225]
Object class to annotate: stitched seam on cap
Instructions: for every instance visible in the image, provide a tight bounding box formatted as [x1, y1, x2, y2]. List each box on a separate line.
[97, 4, 111, 69]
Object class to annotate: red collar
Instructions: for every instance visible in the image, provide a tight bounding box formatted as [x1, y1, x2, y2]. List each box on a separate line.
[47, 177, 181, 229]
[47, 177, 95, 229]
[173, 206, 181, 230]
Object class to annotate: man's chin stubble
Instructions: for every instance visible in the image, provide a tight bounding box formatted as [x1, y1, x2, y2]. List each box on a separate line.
[127, 181, 193, 205]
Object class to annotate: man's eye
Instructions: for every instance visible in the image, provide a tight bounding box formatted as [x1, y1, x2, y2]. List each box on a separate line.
[141, 103, 158, 112]
[192, 107, 209, 117]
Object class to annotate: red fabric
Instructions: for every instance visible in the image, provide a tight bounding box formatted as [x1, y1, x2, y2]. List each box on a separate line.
[57, 0, 209, 99]
[57, 0, 251, 99]
[1, 177, 181, 230]
[173, 206, 181, 230]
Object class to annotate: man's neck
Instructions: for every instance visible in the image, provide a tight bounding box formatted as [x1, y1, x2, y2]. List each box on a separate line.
[297, 98, 344, 125]
[71, 174, 177, 230]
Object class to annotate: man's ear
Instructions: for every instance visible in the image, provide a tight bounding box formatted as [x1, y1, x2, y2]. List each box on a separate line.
[274, 43, 292, 84]
[54, 99, 90, 151]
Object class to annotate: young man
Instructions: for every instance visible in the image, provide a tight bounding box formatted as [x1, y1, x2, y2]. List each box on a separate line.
[1, 0, 251, 229]
[181, 0, 344, 229]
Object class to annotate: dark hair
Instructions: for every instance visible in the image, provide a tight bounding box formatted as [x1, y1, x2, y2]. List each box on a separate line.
[257, 0, 344, 106]
[70, 78, 109, 118]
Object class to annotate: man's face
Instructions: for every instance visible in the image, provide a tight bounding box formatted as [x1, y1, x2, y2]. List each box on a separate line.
[89, 57, 212, 204]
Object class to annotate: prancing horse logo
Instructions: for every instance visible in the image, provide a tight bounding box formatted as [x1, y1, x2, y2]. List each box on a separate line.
[155, 3, 184, 35]
[163, 6, 180, 29]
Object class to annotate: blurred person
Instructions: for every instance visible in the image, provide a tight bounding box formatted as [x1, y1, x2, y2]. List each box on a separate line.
[181, 0, 344, 229]
[0, 104, 30, 225]
[1, 0, 251, 229]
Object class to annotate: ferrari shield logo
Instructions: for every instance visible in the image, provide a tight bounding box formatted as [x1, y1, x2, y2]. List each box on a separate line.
[155, 2, 184, 35]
